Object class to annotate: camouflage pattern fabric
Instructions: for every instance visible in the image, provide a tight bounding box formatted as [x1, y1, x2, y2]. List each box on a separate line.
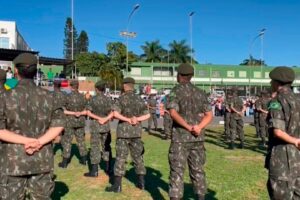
[90, 132, 111, 164]
[1, 172, 54, 200]
[113, 90, 148, 177]
[164, 113, 173, 138]
[266, 86, 300, 199]
[167, 82, 211, 198]
[147, 97, 158, 130]
[229, 96, 244, 144]
[61, 90, 87, 158]
[87, 93, 113, 164]
[0, 79, 64, 199]
[114, 138, 146, 176]
[224, 96, 233, 140]
[259, 97, 270, 141]
[114, 91, 149, 138]
[0, 79, 65, 175]
[168, 142, 206, 198]
[254, 98, 262, 137]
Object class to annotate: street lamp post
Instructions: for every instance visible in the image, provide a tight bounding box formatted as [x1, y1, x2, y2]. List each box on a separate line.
[189, 12, 195, 65]
[120, 4, 140, 76]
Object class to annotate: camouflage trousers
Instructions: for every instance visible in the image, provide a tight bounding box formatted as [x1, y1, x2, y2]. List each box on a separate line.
[0, 172, 54, 200]
[267, 177, 300, 200]
[114, 138, 146, 177]
[61, 127, 87, 159]
[90, 132, 112, 165]
[164, 113, 173, 138]
[168, 142, 206, 198]
[259, 114, 268, 141]
[148, 113, 158, 130]
[254, 111, 260, 137]
[230, 118, 244, 143]
[224, 112, 231, 140]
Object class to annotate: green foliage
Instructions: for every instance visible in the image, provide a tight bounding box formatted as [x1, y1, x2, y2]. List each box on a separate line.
[98, 64, 123, 90]
[169, 40, 192, 63]
[140, 40, 166, 62]
[63, 17, 78, 60]
[240, 55, 267, 66]
[75, 52, 108, 76]
[77, 31, 89, 54]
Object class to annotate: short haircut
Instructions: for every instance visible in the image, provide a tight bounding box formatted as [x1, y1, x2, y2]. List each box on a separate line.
[16, 64, 37, 79]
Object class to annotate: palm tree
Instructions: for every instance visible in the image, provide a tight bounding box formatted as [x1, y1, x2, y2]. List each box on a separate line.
[140, 40, 166, 62]
[240, 55, 266, 66]
[169, 40, 191, 63]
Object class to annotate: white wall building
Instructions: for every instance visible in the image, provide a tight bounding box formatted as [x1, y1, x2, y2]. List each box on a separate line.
[0, 20, 31, 69]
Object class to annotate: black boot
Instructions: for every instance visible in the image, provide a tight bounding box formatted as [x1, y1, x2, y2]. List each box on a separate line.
[229, 142, 235, 150]
[105, 176, 122, 193]
[79, 155, 87, 165]
[84, 164, 98, 177]
[104, 161, 113, 175]
[137, 175, 145, 190]
[58, 157, 69, 168]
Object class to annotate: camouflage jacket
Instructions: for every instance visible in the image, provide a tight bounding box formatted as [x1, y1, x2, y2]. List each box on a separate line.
[87, 92, 112, 133]
[230, 96, 244, 119]
[224, 96, 233, 112]
[53, 89, 67, 109]
[147, 98, 157, 114]
[114, 91, 148, 138]
[0, 79, 65, 176]
[266, 86, 300, 180]
[65, 90, 87, 128]
[167, 82, 211, 143]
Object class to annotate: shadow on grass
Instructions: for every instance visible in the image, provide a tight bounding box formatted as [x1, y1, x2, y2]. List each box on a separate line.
[51, 181, 69, 200]
[125, 167, 217, 200]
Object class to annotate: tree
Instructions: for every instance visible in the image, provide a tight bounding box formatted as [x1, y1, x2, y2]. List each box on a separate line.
[240, 55, 267, 66]
[98, 64, 123, 90]
[77, 31, 89, 54]
[169, 40, 192, 63]
[140, 40, 166, 62]
[75, 52, 108, 76]
[63, 17, 78, 60]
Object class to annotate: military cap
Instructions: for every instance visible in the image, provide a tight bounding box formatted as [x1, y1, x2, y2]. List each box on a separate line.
[269, 66, 295, 83]
[0, 69, 6, 81]
[95, 80, 106, 88]
[13, 53, 37, 66]
[177, 63, 194, 75]
[123, 77, 135, 84]
[70, 79, 79, 86]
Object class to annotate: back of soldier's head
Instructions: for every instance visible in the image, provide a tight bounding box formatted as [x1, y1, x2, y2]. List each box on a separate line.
[13, 53, 37, 79]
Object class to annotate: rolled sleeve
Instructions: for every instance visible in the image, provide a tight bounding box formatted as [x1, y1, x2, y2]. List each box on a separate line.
[269, 103, 285, 132]
[201, 94, 212, 112]
[167, 90, 179, 112]
[50, 107, 65, 127]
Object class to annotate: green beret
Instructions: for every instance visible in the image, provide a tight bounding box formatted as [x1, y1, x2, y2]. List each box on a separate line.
[13, 53, 37, 66]
[95, 80, 106, 89]
[123, 77, 135, 84]
[177, 63, 194, 75]
[70, 79, 79, 86]
[269, 66, 295, 83]
[0, 69, 6, 81]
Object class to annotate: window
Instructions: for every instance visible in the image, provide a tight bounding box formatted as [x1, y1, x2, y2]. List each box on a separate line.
[130, 67, 141, 75]
[153, 66, 173, 76]
[239, 71, 247, 78]
[253, 71, 261, 78]
[0, 37, 9, 48]
[198, 70, 208, 77]
[212, 71, 221, 78]
[264, 72, 269, 78]
[227, 71, 235, 78]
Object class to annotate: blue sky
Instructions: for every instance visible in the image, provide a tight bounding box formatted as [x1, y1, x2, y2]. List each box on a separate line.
[1, 0, 300, 66]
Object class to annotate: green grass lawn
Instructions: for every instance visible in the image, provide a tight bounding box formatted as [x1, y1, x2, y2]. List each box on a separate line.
[52, 125, 268, 200]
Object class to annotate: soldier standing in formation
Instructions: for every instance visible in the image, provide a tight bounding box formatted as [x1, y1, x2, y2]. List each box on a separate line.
[254, 93, 261, 138]
[256, 90, 270, 146]
[59, 80, 88, 168]
[229, 91, 245, 149]
[106, 77, 150, 193]
[163, 94, 173, 140]
[167, 63, 213, 200]
[224, 90, 233, 142]
[265, 66, 300, 199]
[147, 93, 158, 132]
[0, 53, 65, 199]
[84, 80, 114, 177]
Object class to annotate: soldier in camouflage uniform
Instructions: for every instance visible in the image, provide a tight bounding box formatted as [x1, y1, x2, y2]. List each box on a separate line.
[106, 77, 150, 193]
[224, 90, 233, 142]
[163, 94, 173, 140]
[58, 80, 88, 168]
[229, 91, 245, 149]
[167, 64, 213, 200]
[0, 53, 65, 199]
[254, 94, 261, 138]
[147, 94, 158, 132]
[265, 66, 300, 199]
[257, 90, 270, 146]
[84, 80, 114, 177]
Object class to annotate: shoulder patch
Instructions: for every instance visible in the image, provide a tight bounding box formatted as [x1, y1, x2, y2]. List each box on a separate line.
[268, 101, 282, 110]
